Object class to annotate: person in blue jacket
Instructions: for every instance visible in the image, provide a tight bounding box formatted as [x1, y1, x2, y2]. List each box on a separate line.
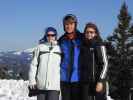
[58, 14, 83, 100]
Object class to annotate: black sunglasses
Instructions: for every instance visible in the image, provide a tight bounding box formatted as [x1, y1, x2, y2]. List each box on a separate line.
[47, 34, 56, 37]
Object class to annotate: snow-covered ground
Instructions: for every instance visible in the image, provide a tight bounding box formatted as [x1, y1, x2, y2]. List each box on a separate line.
[0, 48, 113, 100]
[0, 80, 113, 100]
[0, 80, 36, 100]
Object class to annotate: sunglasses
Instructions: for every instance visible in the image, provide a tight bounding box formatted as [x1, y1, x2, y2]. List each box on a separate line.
[47, 34, 56, 37]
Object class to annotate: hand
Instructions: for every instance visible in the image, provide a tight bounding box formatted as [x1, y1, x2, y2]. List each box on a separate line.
[29, 84, 37, 90]
[51, 40, 57, 45]
[96, 82, 103, 93]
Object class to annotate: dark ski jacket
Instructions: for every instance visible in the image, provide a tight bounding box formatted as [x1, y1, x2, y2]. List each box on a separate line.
[79, 39, 108, 83]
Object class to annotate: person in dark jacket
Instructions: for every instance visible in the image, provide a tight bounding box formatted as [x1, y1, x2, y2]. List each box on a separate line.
[58, 14, 83, 100]
[79, 22, 108, 100]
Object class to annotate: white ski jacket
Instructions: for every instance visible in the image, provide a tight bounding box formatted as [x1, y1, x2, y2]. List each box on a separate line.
[29, 42, 61, 90]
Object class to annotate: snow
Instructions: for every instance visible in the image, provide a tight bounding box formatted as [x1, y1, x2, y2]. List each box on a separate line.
[0, 80, 114, 100]
[23, 48, 35, 53]
[13, 51, 22, 55]
[13, 48, 34, 56]
[0, 80, 36, 100]
[0, 47, 114, 100]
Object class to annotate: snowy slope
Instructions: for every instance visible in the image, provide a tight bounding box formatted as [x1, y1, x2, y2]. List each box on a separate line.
[0, 80, 113, 100]
[0, 80, 36, 100]
[0, 48, 37, 100]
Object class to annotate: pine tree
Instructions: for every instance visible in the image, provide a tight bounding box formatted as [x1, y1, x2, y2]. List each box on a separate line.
[0, 64, 10, 79]
[106, 2, 133, 100]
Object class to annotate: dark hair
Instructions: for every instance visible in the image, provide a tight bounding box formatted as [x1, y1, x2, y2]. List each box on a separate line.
[63, 14, 77, 31]
[39, 27, 57, 44]
[84, 22, 102, 41]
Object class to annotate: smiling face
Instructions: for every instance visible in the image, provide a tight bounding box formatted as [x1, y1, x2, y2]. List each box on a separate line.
[85, 27, 97, 40]
[64, 21, 76, 34]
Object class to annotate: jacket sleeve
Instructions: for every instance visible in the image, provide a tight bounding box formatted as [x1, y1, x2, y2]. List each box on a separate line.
[29, 46, 40, 85]
[96, 45, 108, 81]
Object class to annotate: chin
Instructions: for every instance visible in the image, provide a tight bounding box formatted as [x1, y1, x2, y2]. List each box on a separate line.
[67, 32, 73, 34]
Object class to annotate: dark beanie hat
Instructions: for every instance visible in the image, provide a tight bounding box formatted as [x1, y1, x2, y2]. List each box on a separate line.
[45, 27, 57, 36]
[39, 27, 57, 44]
[63, 14, 77, 31]
[63, 14, 77, 24]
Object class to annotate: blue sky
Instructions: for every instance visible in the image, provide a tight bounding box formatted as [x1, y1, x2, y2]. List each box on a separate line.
[0, 0, 133, 51]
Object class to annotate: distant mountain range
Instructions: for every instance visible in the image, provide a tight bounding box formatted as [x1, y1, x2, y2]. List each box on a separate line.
[0, 48, 35, 80]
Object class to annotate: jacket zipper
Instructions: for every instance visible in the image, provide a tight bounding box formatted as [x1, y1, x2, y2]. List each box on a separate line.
[91, 48, 95, 82]
[92, 48, 96, 100]
[44, 50, 51, 88]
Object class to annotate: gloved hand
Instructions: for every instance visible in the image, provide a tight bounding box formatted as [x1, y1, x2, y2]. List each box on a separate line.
[29, 84, 37, 90]
[28, 83, 38, 97]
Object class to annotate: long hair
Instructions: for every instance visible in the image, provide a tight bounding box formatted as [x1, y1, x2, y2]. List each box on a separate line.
[84, 22, 103, 42]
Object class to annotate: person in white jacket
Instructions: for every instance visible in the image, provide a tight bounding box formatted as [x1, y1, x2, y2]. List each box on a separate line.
[29, 27, 61, 100]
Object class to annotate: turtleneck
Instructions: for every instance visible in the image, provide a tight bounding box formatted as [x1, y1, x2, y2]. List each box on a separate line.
[65, 32, 77, 40]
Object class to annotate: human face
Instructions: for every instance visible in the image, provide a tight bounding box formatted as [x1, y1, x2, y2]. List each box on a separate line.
[47, 31, 56, 43]
[64, 22, 75, 33]
[85, 27, 97, 40]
